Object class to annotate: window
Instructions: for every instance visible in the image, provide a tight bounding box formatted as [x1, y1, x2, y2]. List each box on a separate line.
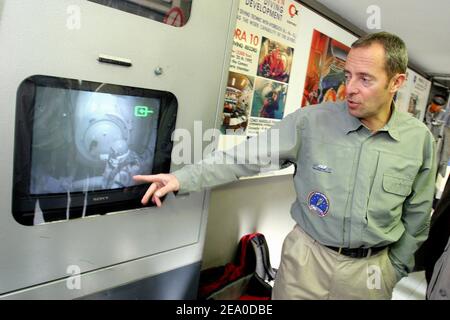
[89, 0, 192, 27]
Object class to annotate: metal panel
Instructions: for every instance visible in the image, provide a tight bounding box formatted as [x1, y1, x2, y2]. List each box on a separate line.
[1, 245, 204, 299]
[78, 262, 202, 300]
[0, 0, 237, 297]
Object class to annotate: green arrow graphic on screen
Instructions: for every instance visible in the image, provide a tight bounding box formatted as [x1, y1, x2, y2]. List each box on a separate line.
[135, 106, 154, 117]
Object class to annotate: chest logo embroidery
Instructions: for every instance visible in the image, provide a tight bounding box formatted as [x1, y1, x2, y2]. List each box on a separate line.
[312, 164, 332, 173]
[307, 191, 330, 217]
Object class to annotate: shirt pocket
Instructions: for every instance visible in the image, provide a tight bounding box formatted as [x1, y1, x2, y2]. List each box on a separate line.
[296, 137, 354, 219]
[382, 174, 414, 196]
[366, 153, 420, 230]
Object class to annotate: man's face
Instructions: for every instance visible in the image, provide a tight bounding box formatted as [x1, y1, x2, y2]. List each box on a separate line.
[344, 43, 396, 122]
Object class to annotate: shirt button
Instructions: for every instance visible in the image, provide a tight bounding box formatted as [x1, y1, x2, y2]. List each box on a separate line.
[439, 289, 447, 297]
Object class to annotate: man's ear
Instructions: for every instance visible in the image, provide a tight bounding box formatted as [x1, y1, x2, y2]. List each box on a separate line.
[389, 73, 406, 93]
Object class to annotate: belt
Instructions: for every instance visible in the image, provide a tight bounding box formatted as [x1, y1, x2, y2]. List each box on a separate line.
[325, 245, 388, 258]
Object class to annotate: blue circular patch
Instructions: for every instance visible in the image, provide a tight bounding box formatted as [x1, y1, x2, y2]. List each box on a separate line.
[307, 191, 330, 217]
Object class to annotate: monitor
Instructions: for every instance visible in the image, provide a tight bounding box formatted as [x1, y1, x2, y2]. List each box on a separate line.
[13, 75, 178, 225]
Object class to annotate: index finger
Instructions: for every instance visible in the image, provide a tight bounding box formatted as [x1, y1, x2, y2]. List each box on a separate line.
[133, 174, 163, 184]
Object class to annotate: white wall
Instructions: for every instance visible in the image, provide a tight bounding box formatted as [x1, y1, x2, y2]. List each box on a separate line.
[203, 174, 297, 270]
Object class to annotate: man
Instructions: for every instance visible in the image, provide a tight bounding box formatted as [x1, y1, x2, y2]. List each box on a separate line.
[420, 176, 450, 285]
[260, 90, 279, 118]
[133, 32, 437, 299]
[426, 176, 450, 300]
[427, 235, 450, 300]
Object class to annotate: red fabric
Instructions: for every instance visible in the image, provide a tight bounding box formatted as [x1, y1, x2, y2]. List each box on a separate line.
[198, 233, 262, 298]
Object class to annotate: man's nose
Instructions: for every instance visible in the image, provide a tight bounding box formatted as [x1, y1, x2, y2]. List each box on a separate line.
[345, 78, 358, 97]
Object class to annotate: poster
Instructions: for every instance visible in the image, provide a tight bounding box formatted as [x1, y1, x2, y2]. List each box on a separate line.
[221, 72, 254, 134]
[220, 0, 300, 137]
[395, 68, 431, 121]
[216, 1, 358, 177]
[302, 29, 350, 107]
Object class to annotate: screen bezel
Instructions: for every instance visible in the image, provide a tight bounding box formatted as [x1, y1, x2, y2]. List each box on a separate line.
[12, 75, 178, 225]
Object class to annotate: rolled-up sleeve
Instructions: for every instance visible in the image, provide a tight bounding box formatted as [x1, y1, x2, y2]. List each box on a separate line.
[173, 110, 303, 194]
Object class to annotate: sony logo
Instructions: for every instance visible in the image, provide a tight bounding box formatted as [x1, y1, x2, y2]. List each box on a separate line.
[92, 196, 109, 201]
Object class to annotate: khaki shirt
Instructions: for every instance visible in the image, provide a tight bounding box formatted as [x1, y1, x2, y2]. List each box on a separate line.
[174, 101, 437, 278]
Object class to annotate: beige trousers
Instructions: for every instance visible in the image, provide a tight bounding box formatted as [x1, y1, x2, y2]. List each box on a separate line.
[272, 225, 399, 300]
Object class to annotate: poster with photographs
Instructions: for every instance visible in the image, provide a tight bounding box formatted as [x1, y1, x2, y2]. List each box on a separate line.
[221, 72, 254, 135]
[302, 29, 350, 107]
[220, 0, 300, 138]
[395, 68, 431, 121]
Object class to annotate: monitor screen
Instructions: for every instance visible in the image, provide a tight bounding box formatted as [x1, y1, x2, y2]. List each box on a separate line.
[30, 87, 160, 195]
[13, 75, 177, 225]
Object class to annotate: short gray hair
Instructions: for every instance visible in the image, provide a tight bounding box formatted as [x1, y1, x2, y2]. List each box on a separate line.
[351, 31, 408, 80]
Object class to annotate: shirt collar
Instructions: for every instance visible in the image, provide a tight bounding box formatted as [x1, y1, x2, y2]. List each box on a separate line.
[377, 102, 401, 141]
[343, 100, 364, 133]
[343, 101, 401, 141]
